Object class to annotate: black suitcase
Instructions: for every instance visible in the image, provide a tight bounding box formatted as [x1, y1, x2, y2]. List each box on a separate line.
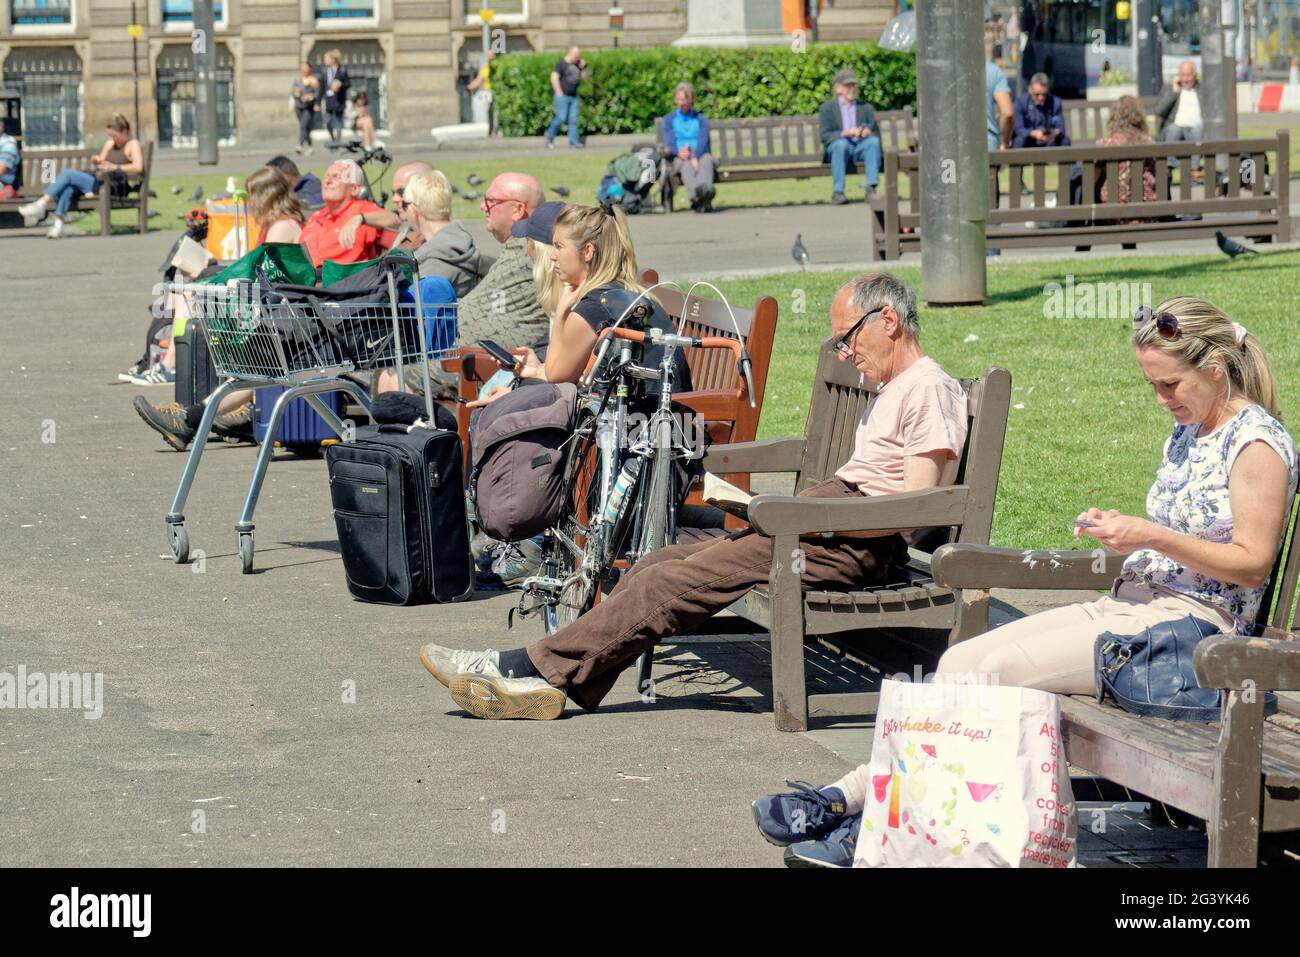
[174, 323, 217, 407]
[325, 424, 473, 605]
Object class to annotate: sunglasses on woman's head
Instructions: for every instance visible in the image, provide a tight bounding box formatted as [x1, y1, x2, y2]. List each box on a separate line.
[1133, 306, 1181, 340]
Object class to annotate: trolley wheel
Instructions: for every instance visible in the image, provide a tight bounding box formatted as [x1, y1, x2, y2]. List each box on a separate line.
[238, 530, 255, 574]
[168, 522, 190, 564]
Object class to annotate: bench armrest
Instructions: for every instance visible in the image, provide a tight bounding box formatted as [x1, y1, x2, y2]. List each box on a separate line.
[675, 388, 744, 421]
[1193, 634, 1300, 692]
[748, 486, 970, 537]
[703, 437, 806, 475]
[930, 543, 1128, 591]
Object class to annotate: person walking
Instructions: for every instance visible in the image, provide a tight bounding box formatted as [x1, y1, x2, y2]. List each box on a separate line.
[321, 49, 350, 143]
[545, 46, 587, 149]
[291, 62, 321, 155]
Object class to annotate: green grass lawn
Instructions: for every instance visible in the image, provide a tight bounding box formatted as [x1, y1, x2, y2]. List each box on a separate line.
[712, 250, 1300, 551]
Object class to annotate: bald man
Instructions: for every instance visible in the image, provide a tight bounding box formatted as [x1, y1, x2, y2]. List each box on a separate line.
[338, 159, 432, 249]
[455, 171, 549, 345]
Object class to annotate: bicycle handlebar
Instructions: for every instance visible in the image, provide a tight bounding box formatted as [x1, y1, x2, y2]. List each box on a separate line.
[583, 327, 756, 408]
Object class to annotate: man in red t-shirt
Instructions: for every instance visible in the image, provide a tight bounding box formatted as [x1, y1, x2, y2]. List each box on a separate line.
[300, 159, 384, 267]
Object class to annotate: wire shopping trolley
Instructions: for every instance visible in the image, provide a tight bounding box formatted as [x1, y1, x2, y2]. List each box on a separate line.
[163, 251, 458, 573]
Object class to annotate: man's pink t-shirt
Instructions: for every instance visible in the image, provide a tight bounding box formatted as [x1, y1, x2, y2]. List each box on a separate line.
[833, 355, 969, 495]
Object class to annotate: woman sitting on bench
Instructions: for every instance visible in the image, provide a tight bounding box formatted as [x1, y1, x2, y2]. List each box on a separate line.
[939, 297, 1295, 688]
[752, 296, 1297, 867]
[19, 112, 144, 240]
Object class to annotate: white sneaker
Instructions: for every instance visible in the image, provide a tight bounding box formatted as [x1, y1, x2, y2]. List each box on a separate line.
[18, 200, 47, 227]
[419, 643, 503, 688]
[448, 674, 567, 720]
[45, 219, 65, 239]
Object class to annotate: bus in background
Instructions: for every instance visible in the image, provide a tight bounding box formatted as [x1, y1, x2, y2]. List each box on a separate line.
[1017, 0, 1202, 98]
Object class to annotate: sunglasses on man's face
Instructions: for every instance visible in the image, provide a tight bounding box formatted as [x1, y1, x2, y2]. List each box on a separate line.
[1133, 306, 1181, 339]
[834, 306, 886, 357]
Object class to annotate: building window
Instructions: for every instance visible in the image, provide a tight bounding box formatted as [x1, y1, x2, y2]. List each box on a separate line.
[3, 47, 82, 148]
[156, 44, 236, 147]
[316, 0, 374, 20]
[465, 0, 525, 24]
[160, 0, 227, 27]
[10, 0, 73, 25]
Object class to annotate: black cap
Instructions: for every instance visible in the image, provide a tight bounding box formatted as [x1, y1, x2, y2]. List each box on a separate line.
[510, 200, 566, 244]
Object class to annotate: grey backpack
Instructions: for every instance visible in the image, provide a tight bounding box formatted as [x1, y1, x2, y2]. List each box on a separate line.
[470, 382, 579, 542]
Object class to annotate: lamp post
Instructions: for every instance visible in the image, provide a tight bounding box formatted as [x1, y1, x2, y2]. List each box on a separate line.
[916, 0, 987, 305]
[194, 0, 218, 164]
[128, 2, 142, 140]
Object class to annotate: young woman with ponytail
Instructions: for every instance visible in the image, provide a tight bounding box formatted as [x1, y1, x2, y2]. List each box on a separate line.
[469, 202, 690, 404]
[937, 296, 1297, 690]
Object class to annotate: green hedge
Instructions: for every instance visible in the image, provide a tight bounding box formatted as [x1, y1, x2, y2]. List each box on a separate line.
[491, 43, 917, 138]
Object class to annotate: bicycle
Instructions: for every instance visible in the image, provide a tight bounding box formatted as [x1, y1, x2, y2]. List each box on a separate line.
[514, 286, 757, 645]
[325, 139, 392, 207]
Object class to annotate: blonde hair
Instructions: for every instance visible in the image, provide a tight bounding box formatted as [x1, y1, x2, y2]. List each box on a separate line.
[1132, 296, 1281, 419]
[553, 203, 646, 304]
[404, 170, 452, 222]
[246, 165, 306, 226]
[530, 239, 562, 317]
[107, 112, 131, 134]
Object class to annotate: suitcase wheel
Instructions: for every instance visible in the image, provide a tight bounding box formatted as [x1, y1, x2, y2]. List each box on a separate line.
[167, 522, 190, 564]
[238, 530, 255, 574]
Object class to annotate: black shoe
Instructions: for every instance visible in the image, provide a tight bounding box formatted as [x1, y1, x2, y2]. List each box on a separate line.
[133, 396, 196, 451]
[697, 184, 716, 209]
[831, 192, 848, 206]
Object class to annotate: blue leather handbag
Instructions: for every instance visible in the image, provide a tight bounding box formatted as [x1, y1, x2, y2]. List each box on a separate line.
[1094, 615, 1278, 722]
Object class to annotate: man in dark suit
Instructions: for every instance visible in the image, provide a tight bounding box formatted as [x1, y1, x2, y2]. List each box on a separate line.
[1012, 72, 1069, 149]
[322, 48, 350, 143]
[818, 68, 882, 205]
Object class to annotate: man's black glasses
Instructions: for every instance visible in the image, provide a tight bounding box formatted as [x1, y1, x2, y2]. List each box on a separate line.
[835, 307, 886, 357]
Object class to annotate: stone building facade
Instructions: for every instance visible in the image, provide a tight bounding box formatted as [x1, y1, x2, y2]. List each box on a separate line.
[0, 0, 891, 148]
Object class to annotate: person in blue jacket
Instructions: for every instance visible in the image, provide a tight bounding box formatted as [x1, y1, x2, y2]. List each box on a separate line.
[661, 83, 716, 213]
[1012, 73, 1070, 149]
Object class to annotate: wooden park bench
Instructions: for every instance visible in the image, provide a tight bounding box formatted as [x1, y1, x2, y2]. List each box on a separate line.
[930, 479, 1300, 867]
[1060, 96, 1159, 143]
[653, 109, 916, 211]
[871, 131, 1291, 259]
[0, 143, 154, 235]
[696, 339, 1011, 732]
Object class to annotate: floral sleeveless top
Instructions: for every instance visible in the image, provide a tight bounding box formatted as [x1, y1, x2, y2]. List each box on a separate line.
[1121, 404, 1297, 633]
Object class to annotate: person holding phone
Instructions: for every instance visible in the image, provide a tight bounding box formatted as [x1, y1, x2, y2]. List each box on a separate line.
[936, 299, 1296, 693]
[466, 202, 689, 408]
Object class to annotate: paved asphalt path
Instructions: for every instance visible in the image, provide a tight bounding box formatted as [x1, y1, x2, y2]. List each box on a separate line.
[0, 229, 854, 867]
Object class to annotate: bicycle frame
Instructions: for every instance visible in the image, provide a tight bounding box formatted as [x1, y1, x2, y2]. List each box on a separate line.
[516, 319, 749, 631]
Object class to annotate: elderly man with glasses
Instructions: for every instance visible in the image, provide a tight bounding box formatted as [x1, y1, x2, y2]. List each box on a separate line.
[454, 171, 549, 347]
[336, 160, 431, 251]
[418, 272, 971, 721]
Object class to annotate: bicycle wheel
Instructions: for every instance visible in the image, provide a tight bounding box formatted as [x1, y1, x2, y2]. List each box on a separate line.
[636, 416, 675, 558]
[542, 407, 601, 636]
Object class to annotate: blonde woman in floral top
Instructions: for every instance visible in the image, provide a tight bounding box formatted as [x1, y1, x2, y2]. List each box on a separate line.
[938, 296, 1296, 693]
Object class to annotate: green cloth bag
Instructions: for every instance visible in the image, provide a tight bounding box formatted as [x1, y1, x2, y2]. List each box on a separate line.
[191, 244, 316, 352]
[199, 242, 317, 287]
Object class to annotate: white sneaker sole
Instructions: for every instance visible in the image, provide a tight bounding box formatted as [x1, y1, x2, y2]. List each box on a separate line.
[448, 674, 565, 721]
[419, 645, 455, 688]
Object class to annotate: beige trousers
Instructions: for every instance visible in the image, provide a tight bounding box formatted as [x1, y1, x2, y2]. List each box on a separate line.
[830, 580, 1235, 815]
